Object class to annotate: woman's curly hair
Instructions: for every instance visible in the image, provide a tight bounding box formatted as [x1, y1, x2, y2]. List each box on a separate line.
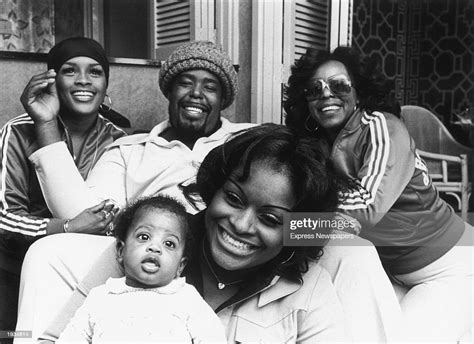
[284, 46, 400, 135]
[184, 124, 345, 281]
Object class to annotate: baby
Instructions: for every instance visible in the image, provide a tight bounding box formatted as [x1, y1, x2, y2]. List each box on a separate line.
[57, 195, 226, 343]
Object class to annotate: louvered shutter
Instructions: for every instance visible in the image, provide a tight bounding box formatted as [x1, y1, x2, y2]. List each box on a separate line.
[282, 0, 331, 83]
[153, 1, 191, 60]
[294, 0, 329, 60]
[281, 0, 331, 122]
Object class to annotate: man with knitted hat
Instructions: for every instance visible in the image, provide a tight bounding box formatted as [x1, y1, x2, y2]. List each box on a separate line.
[28, 40, 253, 216]
[158, 41, 241, 148]
[16, 41, 254, 341]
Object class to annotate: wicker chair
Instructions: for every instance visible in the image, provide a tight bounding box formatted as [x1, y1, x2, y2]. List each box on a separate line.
[400, 105, 473, 221]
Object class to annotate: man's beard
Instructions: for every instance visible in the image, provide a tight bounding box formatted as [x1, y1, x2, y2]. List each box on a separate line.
[176, 116, 221, 139]
[177, 122, 207, 140]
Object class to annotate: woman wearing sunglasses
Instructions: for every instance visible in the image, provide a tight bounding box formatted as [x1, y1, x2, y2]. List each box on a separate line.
[284, 46, 473, 342]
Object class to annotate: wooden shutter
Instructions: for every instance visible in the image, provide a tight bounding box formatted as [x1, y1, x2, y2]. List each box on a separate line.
[294, 0, 329, 60]
[282, 0, 330, 122]
[153, 1, 191, 60]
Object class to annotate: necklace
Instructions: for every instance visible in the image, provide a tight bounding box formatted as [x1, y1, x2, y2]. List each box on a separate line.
[201, 244, 245, 290]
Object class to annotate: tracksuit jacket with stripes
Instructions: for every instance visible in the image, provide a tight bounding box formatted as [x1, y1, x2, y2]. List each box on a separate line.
[0, 114, 126, 275]
[334, 109, 465, 275]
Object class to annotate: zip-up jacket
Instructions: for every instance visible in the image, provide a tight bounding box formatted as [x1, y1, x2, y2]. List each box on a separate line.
[333, 109, 465, 275]
[0, 113, 126, 274]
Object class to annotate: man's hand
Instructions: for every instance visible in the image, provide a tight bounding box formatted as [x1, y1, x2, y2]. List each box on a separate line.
[20, 69, 59, 124]
[67, 200, 120, 236]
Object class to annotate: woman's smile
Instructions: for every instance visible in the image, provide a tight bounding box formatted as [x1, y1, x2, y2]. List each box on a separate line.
[71, 90, 96, 102]
[318, 101, 344, 115]
[217, 225, 259, 254]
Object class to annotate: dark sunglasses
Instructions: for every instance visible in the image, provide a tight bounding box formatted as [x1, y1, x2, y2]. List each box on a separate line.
[303, 76, 352, 100]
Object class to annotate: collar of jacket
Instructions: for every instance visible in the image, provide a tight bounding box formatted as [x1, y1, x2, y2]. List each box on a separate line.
[109, 117, 231, 148]
[339, 107, 366, 134]
[151, 118, 229, 142]
[257, 275, 301, 307]
[57, 114, 101, 153]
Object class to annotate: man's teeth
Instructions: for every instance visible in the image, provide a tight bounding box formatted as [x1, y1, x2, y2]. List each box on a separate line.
[185, 106, 203, 114]
[321, 105, 340, 112]
[222, 230, 253, 251]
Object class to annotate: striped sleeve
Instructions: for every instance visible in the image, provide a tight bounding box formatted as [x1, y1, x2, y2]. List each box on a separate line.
[338, 111, 414, 228]
[0, 115, 50, 237]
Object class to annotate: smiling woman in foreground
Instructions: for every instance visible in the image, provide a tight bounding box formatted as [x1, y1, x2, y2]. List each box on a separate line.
[180, 123, 348, 341]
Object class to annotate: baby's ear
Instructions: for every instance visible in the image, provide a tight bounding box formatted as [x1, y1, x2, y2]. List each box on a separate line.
[116, 240, 125, 266]
[176, 257, 188, 278]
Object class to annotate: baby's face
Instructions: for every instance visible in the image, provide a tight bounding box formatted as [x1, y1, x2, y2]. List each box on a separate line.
[117, 209, 187, 288]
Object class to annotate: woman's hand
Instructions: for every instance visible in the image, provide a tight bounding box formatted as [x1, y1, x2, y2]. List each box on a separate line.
[20, 69, 59, 124]
[67, 200, 119, 235]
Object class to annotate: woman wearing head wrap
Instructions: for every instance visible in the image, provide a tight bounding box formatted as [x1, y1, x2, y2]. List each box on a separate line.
[0, 37, 126, 333]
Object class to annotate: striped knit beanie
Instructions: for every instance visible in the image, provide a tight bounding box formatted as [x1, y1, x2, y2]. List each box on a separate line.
[159, 41, 237, 109]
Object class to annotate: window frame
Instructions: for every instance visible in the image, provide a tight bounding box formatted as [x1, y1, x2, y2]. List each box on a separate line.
[0, 0, 236, 66]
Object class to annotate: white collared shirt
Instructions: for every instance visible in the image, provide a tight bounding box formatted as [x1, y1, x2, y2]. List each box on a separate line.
[29, 118, 255, 218]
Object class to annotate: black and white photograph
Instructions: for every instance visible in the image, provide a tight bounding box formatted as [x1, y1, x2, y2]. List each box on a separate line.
[0, 0, 473, 343]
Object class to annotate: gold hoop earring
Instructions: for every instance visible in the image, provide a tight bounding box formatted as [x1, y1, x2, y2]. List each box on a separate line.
[304, 116, 319, 132]
[100, 94, 112, 113]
